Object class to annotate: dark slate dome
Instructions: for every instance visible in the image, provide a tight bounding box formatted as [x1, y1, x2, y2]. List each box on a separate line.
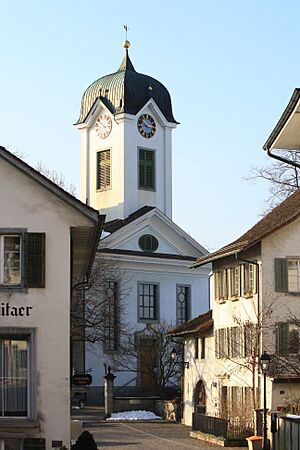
[75, 45, 177, 125]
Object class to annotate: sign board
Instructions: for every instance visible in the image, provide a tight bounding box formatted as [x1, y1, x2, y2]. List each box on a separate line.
[24, 438, 45, 450]
[72, 374, 92, 386]
[52, 441, 63, 448]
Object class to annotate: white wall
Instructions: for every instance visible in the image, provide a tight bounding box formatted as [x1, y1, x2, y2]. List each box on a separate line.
[86, 257, 209, 388]
[0, 159, 93, 448]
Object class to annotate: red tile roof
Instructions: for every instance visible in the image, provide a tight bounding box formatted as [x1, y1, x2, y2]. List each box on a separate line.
[168, 310, 213, 336]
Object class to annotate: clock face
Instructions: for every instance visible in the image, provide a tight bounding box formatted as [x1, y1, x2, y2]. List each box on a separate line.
[137, 114, 156, 138]
[95, 114, 112, 139]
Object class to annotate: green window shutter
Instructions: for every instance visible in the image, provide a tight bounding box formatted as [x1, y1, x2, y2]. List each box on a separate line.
[276, 322, 289, 355]
[25, 233, 45, 288]
[97, 150, 111, 190]
[275, 258, 288, 292]
[139, 149, 154, 190]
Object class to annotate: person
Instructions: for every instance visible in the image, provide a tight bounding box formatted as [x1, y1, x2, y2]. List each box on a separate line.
[71, 431, 98, 450]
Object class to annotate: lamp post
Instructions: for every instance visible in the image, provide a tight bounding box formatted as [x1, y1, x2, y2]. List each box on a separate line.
[260, 351, 271, 450]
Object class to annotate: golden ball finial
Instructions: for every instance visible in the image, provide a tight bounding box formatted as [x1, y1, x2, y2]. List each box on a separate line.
[123, 40, 131, 49]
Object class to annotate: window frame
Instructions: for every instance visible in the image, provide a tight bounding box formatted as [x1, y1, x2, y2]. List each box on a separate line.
[96, 148, 111, 191]
[137, 148, 156, 191]
[276, 321, 299, 356]
[176, 284, 191, 325]
[137, 282, 159, 323]
[0, 328, 36, 421]
[0, 229, 26, 290]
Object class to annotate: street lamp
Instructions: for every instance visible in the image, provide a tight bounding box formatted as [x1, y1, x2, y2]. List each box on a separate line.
[260, 351, 271, 450]
[170, 347, 189, 368]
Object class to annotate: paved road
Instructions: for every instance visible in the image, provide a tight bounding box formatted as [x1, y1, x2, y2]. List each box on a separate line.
[76, 420, 245, 450]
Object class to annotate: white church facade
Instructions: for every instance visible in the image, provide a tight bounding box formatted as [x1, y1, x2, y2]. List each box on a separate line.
[73, 41, 211, 396]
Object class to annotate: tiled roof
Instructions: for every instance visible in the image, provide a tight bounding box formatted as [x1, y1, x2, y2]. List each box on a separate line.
[193, 187, 300, 267]
[168, 310, 213, 336]
[104, 206, 155, 233]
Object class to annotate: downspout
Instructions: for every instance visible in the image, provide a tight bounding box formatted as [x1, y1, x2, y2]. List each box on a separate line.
[235, 253, 260, 410]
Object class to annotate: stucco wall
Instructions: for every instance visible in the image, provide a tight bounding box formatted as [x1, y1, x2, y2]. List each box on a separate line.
[0, 159, 94, 448]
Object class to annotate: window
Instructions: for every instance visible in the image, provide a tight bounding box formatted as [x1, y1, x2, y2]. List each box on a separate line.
[0, 232, 45, 289]
[243, 263, 256, 295]
[288, 259, 300, 292]
[97, 149, 111, 190]
[274, 257, 300, 293]
[176, 285, 190, 325]
[214, 270, 228, 301]
[200, 337, 205, 359]
[103, 281, 119, 352]
[215, 326, 246, 359]
[195, 338, 199, 359]
[215, 264, 257, 301]
[138, 283, 158, 321]
[230, 266, 240, 297]
[0, 440, 23, 450]
[138, 234, 159, 253]
[276, 322, 299, 356]
[0, 236, 21, 285]
[0, 337, 29, 417]
[138, 149, 155, 190]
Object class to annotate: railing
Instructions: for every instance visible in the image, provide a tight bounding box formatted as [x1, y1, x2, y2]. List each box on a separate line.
[192, 413, 254, 441]
[192, 413, 227, 438]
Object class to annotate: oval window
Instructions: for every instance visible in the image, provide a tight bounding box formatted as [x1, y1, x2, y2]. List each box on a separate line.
[138, 234, 159, 253]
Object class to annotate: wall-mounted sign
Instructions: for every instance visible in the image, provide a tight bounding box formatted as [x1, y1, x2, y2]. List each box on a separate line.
[0, 302, 33, 317]
[52, 441, 63, 448]
[72, 374, 92, 386]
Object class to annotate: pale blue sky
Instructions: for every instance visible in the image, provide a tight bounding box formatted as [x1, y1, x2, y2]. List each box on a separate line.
[0, 1, 299, 250]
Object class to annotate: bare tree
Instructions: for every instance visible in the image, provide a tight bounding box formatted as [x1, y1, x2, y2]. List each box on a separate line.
[109, 321, 182, 394]
[71, 253, 130, 372]
[35, 161, 76, 196]
[247, 150, 300, 214]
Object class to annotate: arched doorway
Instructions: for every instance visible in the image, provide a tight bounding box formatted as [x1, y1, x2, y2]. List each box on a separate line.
[194, 380, 206, 414]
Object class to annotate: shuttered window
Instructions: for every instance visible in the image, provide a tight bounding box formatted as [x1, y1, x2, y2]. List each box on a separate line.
[230, 266, 240, 297]
[274, 258, 300, 293]
[243, 263, 257, 295]
[97, 150, 111, 190]
[139, 149, 155, 190]
[214, 270, 228, 301]
[276, 322, 299, 356]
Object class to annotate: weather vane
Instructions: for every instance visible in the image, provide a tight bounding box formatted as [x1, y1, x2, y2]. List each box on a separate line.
[124, 24, 129, 41]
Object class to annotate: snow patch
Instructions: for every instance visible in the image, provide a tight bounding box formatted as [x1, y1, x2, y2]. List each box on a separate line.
[106, 410, 162, 421]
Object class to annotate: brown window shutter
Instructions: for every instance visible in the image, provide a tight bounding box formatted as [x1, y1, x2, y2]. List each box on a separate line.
[25, 233, 45, 288]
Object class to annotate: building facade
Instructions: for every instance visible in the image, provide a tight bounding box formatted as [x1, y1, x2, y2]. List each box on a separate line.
[73, 43, 211, 394]
[0, 147, 102, 450]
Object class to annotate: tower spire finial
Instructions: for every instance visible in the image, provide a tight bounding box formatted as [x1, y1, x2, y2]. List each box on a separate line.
[123, 24, 131, 50]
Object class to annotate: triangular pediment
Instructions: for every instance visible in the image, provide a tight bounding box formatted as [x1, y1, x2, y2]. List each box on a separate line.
[100, 207, 208, 260]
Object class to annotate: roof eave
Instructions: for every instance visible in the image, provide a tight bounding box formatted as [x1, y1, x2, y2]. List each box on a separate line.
[263, 88, 300, 151]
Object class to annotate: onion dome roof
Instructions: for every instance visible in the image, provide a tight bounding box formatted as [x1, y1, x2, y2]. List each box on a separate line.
[75, 45, 177, 125]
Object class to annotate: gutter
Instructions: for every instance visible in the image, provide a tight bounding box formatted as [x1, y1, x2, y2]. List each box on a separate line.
[263, 88, 300, 169]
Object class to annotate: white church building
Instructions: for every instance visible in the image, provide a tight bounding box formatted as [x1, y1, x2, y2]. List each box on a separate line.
[73, 41, 210, 396]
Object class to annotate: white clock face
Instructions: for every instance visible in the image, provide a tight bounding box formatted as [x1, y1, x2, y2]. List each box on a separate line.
[95, 114, 112, 139]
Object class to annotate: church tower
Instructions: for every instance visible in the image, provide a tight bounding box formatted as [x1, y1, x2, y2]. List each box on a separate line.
[74, 42, 178, 221]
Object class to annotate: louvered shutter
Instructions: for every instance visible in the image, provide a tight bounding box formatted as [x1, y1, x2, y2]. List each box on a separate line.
[25, 233, 45, 288]
[139, 149, 154, 189]
[276, 322, 289, 355]
[97, 150, 111, 190]
[215, 329, 219, 358]
[275, 258, 288, 292]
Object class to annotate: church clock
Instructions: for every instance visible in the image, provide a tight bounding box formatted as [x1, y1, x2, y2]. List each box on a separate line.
[95, 114, 112, 139]
[137, 114, 156, 138]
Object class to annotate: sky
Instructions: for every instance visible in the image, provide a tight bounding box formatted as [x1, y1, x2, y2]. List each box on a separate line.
[1, 1, 299, 251]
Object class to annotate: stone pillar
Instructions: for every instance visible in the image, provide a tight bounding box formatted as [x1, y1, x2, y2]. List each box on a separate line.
[103, 366, 116, 418]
